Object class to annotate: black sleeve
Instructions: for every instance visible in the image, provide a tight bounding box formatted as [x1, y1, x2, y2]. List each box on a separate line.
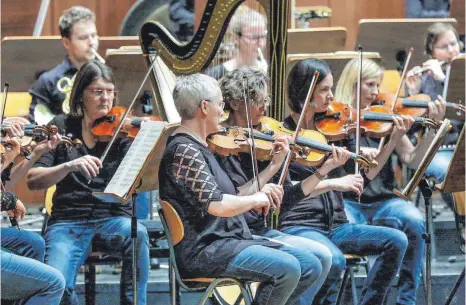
[1, 191, 17, 211]
[170, 143, 224, 212]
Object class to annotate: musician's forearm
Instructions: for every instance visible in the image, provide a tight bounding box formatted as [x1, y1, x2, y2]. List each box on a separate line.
[27, 164, 70, 190]
[236, 162, 280, 196]
[4, 155, 39, 190]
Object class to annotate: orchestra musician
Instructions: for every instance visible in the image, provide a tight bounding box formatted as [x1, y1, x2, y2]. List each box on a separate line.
[281, 58, 410, 305]
[218, 67, 335, 303]
[26, 61, 150, 305]
[406, 22, 462, 211]
[205, 6, 268, 80]
[28, 6, 99, 125]
[335, 58, 446, 305]
[1, 125, 65, 305]
[159, 73, 319, 305]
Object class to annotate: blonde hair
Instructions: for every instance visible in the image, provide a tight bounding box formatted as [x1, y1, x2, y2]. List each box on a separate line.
[334, 58, 383, 106]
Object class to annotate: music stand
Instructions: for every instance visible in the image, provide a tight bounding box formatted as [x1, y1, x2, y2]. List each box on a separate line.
[287, 27, 347, 54]
[394, 119, 453, 305]
[445, 54, 466, 121]
[93, 121, 179, 304]
[1, 36, 139, 92]
[356, 19, 457, 70]
[105, 47, 154, 117]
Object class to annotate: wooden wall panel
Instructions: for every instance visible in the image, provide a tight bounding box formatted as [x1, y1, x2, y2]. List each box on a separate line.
[1, 0, 136, 38]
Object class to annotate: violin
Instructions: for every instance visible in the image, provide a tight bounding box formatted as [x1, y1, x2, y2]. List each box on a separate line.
[207, 117, 377, 170]
[259, 117, 376, 170]
[1, 117, 82, 154]
[91, 106, 162, 139]
[374, 93, 466, 117]
[314, 101, 441, 141]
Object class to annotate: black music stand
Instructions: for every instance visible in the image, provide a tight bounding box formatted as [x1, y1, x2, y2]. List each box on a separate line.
[435, 125, 465, 305]
[394, 119, 452, 305]
[93, 121, 179, 305]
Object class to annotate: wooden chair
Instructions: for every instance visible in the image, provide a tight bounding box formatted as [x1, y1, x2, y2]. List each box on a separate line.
[445, 192, 465, 305]
[335, 254, 371, 305]
[158, 200, 252, 305]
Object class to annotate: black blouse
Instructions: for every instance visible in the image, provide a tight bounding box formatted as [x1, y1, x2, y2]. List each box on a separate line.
[32, 114, 133, 224]
[218, 153, 305, 236]
[159, 133, 279, 278]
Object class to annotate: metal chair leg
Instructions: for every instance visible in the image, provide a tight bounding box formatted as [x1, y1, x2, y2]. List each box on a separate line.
[350, 268, 358, 305]
[445, 268, 465, 305]
[84, 264, 96, 305]
[336, 268, 350, 305]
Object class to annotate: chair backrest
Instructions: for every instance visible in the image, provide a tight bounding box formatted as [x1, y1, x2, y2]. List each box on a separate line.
[45, 185, 56, 216]
[159, 200, 184, 245]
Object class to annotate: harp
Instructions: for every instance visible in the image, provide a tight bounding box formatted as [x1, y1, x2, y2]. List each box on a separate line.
[139, 0, 289, 122]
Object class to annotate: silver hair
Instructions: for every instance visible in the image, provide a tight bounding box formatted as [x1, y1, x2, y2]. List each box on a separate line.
[173, 73, 220, 120]
[219, 67, 269, 111]
[229, 7, 266, 36]
[59, 6, 95, 39]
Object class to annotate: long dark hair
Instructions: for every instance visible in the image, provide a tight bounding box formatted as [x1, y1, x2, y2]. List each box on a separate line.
[287, 58, 331, 113]
[69, 60, 115, 117]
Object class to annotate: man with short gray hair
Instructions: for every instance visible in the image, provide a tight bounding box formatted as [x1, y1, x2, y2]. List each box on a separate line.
[29, 6, 99, 124]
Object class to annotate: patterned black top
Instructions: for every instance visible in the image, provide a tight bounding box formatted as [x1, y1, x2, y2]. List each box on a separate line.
[159, 133, 279, 278]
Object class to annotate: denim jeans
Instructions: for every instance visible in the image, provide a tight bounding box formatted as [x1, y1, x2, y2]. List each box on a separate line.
[425, 150, 454, 209]
[345, 198, 425, 305]
[44, 216, 150, 305]
[264, 230, 333, 305]
[282, 223, 407, 305]
[1, 228, 65, 304]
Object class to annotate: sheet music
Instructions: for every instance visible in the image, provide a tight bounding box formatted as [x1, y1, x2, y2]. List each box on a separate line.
[104, 121, 168, 199]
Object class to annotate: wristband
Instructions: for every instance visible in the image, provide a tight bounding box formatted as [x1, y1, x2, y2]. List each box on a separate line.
[314, 170, 327, 181]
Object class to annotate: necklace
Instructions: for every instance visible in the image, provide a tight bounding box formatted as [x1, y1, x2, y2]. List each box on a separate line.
[179, 125, 208, 147]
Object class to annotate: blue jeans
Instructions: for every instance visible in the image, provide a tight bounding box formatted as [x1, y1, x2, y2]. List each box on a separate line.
[345, 198, 425, 305]
[44, 217, 150, 305]
[1, 228, 65, 304]
[425, 150, 454, 209]
[264, 230, 333, 305]
[135, 192, 151, 220]
[282, 224, 407, 305]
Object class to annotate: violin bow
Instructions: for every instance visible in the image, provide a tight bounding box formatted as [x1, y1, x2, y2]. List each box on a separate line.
[277, 71, 319, 187]
[442, 61, 451, 101]
[97, 55, 158, 166]
[378, 47, 414, 150]
[270, 71, 319, 229]
[355, 46, 363, 174]
[1, 83, 10, 125]
[242, 78, 265, 227]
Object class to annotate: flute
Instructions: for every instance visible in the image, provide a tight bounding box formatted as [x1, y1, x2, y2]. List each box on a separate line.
[91, 47, 106, 64]
[406, 60, 447, 78]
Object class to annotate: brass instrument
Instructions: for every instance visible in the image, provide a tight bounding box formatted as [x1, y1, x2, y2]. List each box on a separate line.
[139, 0, 290, 121]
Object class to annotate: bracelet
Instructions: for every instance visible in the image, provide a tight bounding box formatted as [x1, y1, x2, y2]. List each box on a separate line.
[314, 170, 327, 181]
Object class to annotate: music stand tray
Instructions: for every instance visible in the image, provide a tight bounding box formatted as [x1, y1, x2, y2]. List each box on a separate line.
[287, 27, 347, 55]
[356, 18, 457, 69]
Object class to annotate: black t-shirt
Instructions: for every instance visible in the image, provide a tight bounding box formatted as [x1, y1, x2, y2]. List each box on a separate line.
[28, 57, 77, 123]
[32, 114, 132, 224]
[279, 115, 349, 232]
[217, 153, 305, 236]
[342, 134, 399, 203]
[159, 133, 279, 278]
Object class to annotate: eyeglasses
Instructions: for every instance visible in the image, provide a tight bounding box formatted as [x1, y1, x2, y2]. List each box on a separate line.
[434, 41, 459, 51]
[240, 34, 267, 43]
[203, 99, 225, 110]
[87, 88, 119, 98]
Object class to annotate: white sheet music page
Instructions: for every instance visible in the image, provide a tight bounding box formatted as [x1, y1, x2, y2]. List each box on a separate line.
[104, 120, 168, 199]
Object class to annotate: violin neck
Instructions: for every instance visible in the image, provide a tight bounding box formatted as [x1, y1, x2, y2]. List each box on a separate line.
[401, 99, 458, 109]
[295, 136, 360, 161]
[363, 112, 428, 125]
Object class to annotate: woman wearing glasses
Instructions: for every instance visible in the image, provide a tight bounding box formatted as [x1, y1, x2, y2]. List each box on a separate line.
[405, 22, 463, 212]
[27, 60, 150, 305]
[205, 6, 268, 80]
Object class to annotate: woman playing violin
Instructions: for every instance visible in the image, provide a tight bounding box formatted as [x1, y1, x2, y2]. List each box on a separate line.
[219, 67, 342, 303]
[159, 73, 313, 305]
[1, 122, 65, 304]
[406, 22, 463, 212]
[335, 58, 446, 305]
[26, 60, 150, 305]
[282, 58, 409, 305]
